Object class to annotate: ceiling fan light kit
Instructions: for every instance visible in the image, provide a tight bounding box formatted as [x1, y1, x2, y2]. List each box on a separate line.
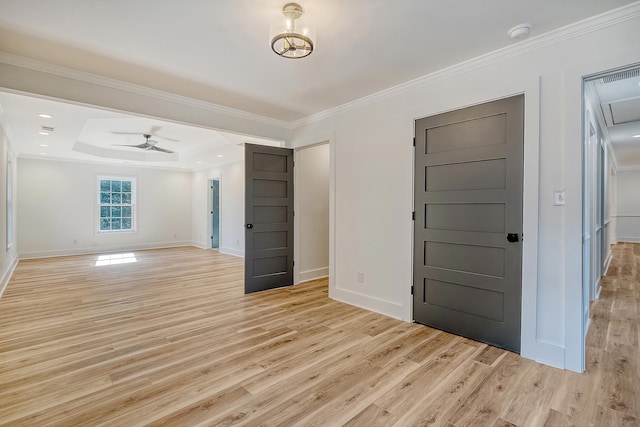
[270, 2, 316, 59]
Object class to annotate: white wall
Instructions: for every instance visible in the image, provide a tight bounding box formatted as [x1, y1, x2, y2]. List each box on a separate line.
[17, 157, 192, 258]
[616, 169, 640, 242]
[192, 161, 245, 257]
[0, 122, 18, 296]
[290, 12, 640, 371]
[609, 167, 617, 244]
[295, 143, 330, 282]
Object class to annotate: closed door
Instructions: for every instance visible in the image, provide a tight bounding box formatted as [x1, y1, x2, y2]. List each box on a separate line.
[413, 95, 524, 352]
[245, 143, 294, 294]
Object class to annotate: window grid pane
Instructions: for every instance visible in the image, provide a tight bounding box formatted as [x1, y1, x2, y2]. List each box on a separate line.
[98, 178, 134, 232]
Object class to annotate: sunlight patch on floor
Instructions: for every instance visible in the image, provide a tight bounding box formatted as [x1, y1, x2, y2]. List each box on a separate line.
[95, 252, 137, 266]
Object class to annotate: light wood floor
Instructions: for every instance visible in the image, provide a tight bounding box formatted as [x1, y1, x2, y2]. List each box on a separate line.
[0, 244, 638, 426]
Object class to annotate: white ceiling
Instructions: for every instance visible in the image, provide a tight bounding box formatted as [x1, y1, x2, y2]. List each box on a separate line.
[0, 91, 281, 170]
[0, 0, 636, 121]
[588, 70, 640, 169]
[0, 0, 637, 169]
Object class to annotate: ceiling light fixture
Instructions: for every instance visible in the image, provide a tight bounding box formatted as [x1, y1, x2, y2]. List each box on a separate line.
[270, 3, 315, 59]
[39, 144, 48, 147]
[633, 134, 640, 138]
[38, 113, 52, 118]
[38, 131, 49, 136]
[217, 155, 223, 158]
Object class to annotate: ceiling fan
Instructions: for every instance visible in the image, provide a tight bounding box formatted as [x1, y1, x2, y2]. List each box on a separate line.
[113, 134, 175, 154]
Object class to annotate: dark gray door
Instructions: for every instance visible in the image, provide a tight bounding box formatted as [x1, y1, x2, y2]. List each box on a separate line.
[413, 95, 524, 352]
[245, 143, 294, 294]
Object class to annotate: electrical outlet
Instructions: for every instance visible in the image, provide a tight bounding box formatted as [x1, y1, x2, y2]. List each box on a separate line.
[357, 272, 364, 284]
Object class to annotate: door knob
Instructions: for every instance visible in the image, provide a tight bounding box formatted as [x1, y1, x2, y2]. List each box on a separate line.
[246, 224, 253, 229]
[507, 233, 519, 242]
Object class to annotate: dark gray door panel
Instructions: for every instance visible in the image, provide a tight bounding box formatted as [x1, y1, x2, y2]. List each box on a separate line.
[245, 144, 294, 294]
[413, 95, 524, 352]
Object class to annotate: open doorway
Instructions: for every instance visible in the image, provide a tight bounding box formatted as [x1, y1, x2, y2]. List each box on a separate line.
[294, 142, 330, 284]
[582, 63, 640, 351]
[209, 179, 220, 249]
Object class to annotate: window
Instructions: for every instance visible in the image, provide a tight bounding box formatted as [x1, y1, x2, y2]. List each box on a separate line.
[6, 159, 12, 248]
[98, 176, 136, 232]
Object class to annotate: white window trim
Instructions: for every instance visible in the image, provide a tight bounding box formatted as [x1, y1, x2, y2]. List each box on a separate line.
[96, 175, 137, 234]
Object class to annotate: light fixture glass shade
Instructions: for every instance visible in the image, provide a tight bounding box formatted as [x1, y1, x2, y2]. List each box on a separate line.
[270, 3, 316, 59]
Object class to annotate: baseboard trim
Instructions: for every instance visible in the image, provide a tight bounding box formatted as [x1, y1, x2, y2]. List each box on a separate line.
[330, 285, 404, 320]
[19, 241, 194, 259]
[219, 247, 244, 258]
[603, 251, 613, 276]
[616, 236, 640, 243]
[190, 241, 209, 250]
[299, 267, 329, 282]
[0, 255, 19, 299]
[531, 340, 565, 370]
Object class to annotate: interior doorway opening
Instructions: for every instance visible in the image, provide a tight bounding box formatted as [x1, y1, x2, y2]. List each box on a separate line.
[581, 63, 640, 361]
[294, 142, 330, 284]
[209, 179, 220, 249]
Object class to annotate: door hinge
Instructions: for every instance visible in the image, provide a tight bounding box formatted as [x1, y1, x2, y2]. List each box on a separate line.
[412, 211, 415, 221]
[411, 285, 414, 295]
[413, 137, 416, 147]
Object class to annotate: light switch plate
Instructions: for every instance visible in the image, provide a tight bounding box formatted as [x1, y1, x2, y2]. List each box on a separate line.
[554, 189, 566, 206]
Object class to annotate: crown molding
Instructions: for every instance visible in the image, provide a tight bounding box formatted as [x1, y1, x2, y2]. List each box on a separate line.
[17, 153, 196, 173]
[290, 1, 640, 128]
[0, 52, 293, 130]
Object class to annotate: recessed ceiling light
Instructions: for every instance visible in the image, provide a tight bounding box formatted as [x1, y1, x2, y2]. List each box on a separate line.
[196, 161, 203, 164]
[217, 155, 223, 158]
[38, 131, 49, 136]
[38, 113, 52, 119]
[39, 152, 47, 155]
[39, 144, 48, 147]
[633, 134, 640, 138]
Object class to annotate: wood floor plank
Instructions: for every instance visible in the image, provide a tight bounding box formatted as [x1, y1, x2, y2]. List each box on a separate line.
[344, 403, 394, 427]
[0, 244, 639, 425]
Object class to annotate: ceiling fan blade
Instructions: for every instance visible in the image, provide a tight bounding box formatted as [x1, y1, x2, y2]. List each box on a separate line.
[112, 132, 141, 136]
[150, 146, 175, 154]
[146, 126, 180, 142]
[112, 144, 149, 149]
[155, 134, 180, 142]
